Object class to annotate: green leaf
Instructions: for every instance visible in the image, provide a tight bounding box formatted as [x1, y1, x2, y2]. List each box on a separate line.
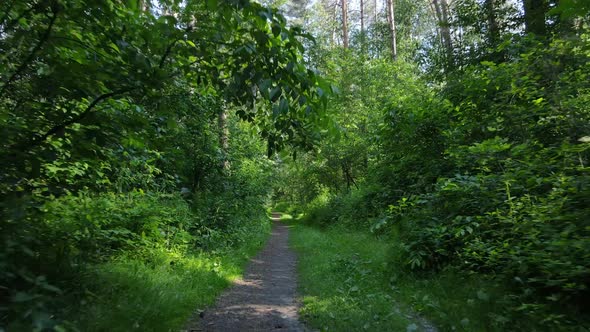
[206, 0, 218, 11]
[270, 87, 282, 102]
[258, 79, 272, 97]
[272, 24, 281, 38]
[109, 42, 120, 53]
[13, 292, 38, 303]
[477, 290, 489, 301]
[317, 87, 324, 98]
[278, 98, 289, 114]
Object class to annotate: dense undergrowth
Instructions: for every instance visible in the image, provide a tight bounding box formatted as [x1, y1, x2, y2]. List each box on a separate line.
[1, 108, 276, 330]
[71, 217, 270, 332]
[0, 0, 330, 330]
[276, 26, 590, 331]
[2, 0, 590, 330]
[289, 219, 509, 331]
[288, 219, 412, 331]
[3, 177, 272, 331]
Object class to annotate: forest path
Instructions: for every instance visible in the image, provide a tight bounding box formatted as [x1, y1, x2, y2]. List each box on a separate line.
[185, 213, 305, 332]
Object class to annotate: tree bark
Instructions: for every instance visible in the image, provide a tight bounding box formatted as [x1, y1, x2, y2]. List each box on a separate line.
[374, 0, 378, 24]
[218, 108, 230, 171]
[485, 0, 499, 47]
[432, 0, 453, 66]
[332, 2, 337, 45]
[360, 0, 365, 33]
[386, 0, 397, 60]
[523, 0, 546, 36]
[341, 0, 349, 48]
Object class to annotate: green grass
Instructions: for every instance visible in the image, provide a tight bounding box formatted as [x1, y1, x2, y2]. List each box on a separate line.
[289, 221, 509, 332]
[391, 269, 507, 331]
[66, 221, 271, 332]
[289, 223, 413, 331]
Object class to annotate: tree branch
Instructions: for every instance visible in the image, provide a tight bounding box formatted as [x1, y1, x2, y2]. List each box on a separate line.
[13, 88, 135, 152]
[0, 1, 16, 27]
[0, 9, 57, 99]
[159, 39, 180, 69]
[1, 1, 40, 33]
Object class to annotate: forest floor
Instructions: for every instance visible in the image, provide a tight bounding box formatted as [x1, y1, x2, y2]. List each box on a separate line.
[288, 219, 439, 332]
[184, 213, 305, 331]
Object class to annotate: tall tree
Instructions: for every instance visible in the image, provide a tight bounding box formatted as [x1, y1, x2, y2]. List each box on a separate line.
[523, 0, 547, 36]
[218, 107, 230, 171]
[374, 0, 378, 23]
[342, 0, 349, 48]
[360, 0, 365, 33]
[386, 0, 397, 59]
[283, 0, 311, 25]
[431, 0, 453, 66]
[485, 0, 500, 47]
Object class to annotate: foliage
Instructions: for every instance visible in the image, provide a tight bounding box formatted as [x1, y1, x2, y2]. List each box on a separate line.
[1, 0, 332, 328]
[2, 0, 590, 329]
[290, 220, 528, 331]
[2, 170, 272, 329]
[276, 9, 590, 328]
[289, 221, 414, 331]
[2, 191, 183, 328]
[68, 220, 270, 332]
[380, 36, 590, 326]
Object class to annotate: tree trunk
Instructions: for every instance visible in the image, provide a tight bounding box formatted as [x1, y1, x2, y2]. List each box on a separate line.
[485, 0, 505, 62]
[218, 108, 230, 171]
[374, 0, 378, 24]
[432, 0, 453, 66]
[332, 2, 338, 45]
[486, 0, 499, 46]
[137, 0, 150, 12]
[523, 0, 546, 36]
[341, 160, 358, 190]
[440, 0, 452, 55]
[386, 0, 397, 60]
[360, 0, 365, 33]
[341, 0, 349, 48]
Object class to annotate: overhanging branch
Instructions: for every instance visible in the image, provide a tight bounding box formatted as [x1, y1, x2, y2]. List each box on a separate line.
[12, 87, 136, 153]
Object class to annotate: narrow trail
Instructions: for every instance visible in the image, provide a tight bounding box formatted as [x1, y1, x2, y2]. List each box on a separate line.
[185, 214, 305, 332]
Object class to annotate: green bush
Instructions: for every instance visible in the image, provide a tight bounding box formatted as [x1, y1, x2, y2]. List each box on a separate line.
[295, 33, 590, 328]
[1, 191, 196, 329]
[378, 37, 590, 327]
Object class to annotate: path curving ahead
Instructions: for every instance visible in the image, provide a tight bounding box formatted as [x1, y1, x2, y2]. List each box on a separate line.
[185, 214, 305, 332]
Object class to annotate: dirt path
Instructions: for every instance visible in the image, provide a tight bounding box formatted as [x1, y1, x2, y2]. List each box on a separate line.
[185, 214, 305, 332]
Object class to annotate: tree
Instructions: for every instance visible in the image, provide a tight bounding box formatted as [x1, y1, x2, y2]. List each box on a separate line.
[0, 0, 332, 198]
[485, 0, 500, 47]
[523, 0, 547, 36]
[431, 0, 453, 66]
[360, 0, 365, 34]
[341, 0, 350, 48]
[386, 0, 398, 59]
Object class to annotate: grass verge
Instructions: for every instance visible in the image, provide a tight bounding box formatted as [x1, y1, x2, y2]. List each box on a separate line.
[289, 221, 509, 332]
[66, 221, 271, 332]
[288, 222, 412, 331]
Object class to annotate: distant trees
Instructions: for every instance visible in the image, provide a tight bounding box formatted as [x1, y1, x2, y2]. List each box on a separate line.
[275, 0, 588, 73]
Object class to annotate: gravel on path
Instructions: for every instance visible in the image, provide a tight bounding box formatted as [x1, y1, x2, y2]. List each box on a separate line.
[184, 214, 305, 332]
